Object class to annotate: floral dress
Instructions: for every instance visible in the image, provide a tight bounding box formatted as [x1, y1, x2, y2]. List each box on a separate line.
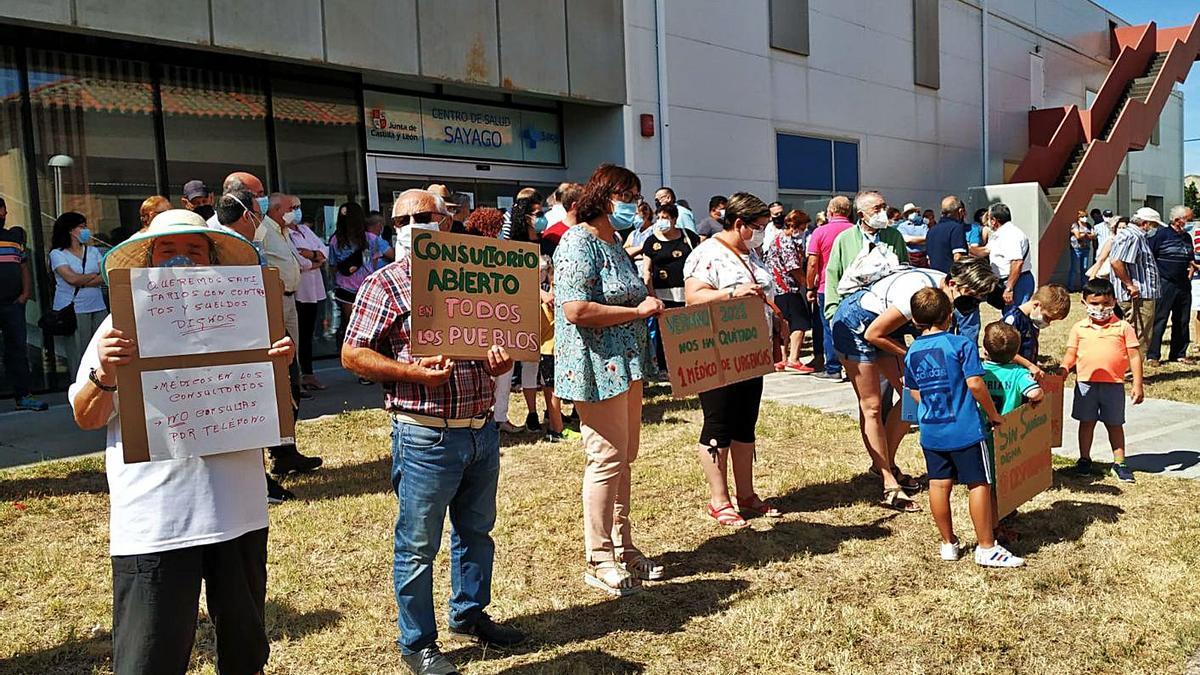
[553, 226, 654, 402]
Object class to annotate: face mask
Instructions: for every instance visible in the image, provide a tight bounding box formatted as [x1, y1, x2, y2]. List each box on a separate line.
[746, 226, 766, 249]
[533, 214, 548, 232]
[193, 204, 215, 221]
[717, 208, 725, 219]
[253, 196, 268, 215]
[397, 222, 439, 255]
[953, 295, 981, 315]
[77, 227, 92, 244]
[772, 214, 784, 225]
[924, 217, 932, 225]
[866, 210, 890, 229]
[655, 219, 671, 232]
[610, 200, 638, 228]
[1030, 310, 1050, 330]
[291, 207, 303, 225]
[161, 255, 196, 268]
[282, 210, 297, 225]
[1087, 306, 1114, 322]
[908, 212, 923, 224]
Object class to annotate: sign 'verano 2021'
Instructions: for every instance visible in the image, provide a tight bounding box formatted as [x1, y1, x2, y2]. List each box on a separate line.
[409, 229, 542, 361]
[660, 296, 774, 397]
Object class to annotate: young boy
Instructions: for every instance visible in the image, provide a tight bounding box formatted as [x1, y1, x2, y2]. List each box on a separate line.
[1062, 278, 1144, 482]
[1001, 283, 1071, 380]
[981, 321, 1045, 541]
[904, 288, 1024, 568]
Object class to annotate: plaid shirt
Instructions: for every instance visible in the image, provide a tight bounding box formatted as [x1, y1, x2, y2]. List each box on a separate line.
[342, 257, 494, 418]
[1107, 226, 1160, 301]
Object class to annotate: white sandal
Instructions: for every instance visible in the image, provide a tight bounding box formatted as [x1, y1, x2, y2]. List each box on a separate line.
[584, 561, 642, 596]
[621, 553, 665, 581]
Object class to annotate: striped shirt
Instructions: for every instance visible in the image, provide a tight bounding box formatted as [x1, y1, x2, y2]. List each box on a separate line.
[0, 227, 27, 304]
[1107, 226, 1160, 301]
[342, 257, 494, 418]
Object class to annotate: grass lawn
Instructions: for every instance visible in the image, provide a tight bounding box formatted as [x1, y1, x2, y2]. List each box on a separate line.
[981, 298, 1200, 404]
[4, 384, 1200, 674]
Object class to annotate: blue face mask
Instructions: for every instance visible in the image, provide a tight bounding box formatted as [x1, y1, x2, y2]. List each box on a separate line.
[77, 227, 92, 244]
[292, 207, 302, 224]
[610, 200, 638, 228]
[161, 255, 196, 268]
[255, 196, 269, 215]
[655, 219, 671, 232]
[908, 212, 923, 223]
[533, 214, 548, 232]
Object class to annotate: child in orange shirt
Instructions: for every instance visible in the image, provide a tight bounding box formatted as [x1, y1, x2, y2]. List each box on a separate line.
[1062, 278, 1144, 482]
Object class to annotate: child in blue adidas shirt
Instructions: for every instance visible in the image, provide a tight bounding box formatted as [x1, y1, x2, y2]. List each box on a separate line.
[904, 287, 1024, 568]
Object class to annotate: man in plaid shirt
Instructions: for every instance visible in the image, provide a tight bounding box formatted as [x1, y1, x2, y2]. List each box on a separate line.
[342, 189, 524, 675]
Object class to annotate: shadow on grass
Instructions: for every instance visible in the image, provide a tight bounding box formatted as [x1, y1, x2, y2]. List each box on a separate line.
[654, 516, 895, 577]
[0, 600, 340, 675]
[1009, 499, 1123, 555]
[449, 578, 748, 663]
[1053, 467, 1122, 496]
[288, 455, 392, 501]
[775, 472, 882, 513]
[1142, 368, 1200, 386]
[1126, 450, 1200, 474]
[493, 650, 645, 674]
[0, 469, 107, 501]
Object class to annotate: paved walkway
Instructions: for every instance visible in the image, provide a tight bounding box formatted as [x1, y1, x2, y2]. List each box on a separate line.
[762, 370, 1200, 480]
[0, 360, 383, 470]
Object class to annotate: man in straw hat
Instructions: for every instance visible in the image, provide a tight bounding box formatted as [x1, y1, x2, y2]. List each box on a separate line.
[70, 209, 295, 675]
[896, 202, 929, 268]
[342, 189, 525, 674]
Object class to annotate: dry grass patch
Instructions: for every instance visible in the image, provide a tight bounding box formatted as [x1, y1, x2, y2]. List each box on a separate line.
[3, 388, 1200, 674]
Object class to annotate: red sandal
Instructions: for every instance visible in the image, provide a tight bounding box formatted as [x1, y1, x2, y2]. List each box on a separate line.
[738, 493, 782, 518]
[707, 503, 749, 528]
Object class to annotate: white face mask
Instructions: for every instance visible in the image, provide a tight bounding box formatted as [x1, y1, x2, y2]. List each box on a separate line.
[717, 208, 725, 219]
[746, 226, 766, 249]
[282, 210, 297, 225]
[866, 209, 891, 229]
[397, 222, 439, 255]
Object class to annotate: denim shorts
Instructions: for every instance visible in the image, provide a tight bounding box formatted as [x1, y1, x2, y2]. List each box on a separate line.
[830, 290, 880, 363]
[1072, 381, 1125, 425]
[923, 440, 991, 485]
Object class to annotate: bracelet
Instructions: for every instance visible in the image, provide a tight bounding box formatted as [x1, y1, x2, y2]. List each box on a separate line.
[88, 367, 118, 392]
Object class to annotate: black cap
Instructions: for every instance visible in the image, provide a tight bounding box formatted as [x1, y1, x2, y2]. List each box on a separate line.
[182, 179, 209, 200]
[1102, 209, 1114, 217]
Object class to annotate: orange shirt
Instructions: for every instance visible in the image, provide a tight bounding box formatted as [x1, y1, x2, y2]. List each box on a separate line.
[1066, 318, 1138, 383]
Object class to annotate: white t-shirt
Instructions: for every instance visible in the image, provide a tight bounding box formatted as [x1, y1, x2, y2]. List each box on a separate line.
[987, 224, 1031, 279]
[49, 247, 107, 313]
[683, 237, 776, 296]
[859, 269, 946, 319]
[69, 315, 268, 556]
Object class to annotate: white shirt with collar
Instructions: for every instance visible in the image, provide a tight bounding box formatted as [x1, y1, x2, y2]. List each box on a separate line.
[254, 215, 301, 293]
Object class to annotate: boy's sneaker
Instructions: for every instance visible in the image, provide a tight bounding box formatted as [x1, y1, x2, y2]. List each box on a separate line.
[524, 412, 541, 432]
[544, 430, 563, 443]
[1073, 457, 1093, 474]
[974, 544, 1025, 568]
[1112, 463, 1136, 483]
[939, 540, 961, 561]
[14, 396, 48, 411]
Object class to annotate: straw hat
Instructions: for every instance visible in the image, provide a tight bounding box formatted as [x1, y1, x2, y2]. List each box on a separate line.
[1133, 206, 1163, 226]
[901, 202, 920, 216]
[102, 209, 260, 282]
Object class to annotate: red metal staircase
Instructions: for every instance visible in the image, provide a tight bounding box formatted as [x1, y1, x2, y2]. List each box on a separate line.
[1008, 15, 1200, 282]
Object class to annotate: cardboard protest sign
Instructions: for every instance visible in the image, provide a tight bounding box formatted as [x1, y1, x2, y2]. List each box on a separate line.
[992, 403, 1053, 517]
[408, 229, 541, 361]
[1042, 373, 1065, 448]
[110, 267, 294, 464]
[660, 296, 774, 397]
[130, 266, 270, 358]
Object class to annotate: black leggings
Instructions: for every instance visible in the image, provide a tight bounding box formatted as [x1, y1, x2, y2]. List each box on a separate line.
[297, 301, 318, 375]
[697, 376, 764, 450]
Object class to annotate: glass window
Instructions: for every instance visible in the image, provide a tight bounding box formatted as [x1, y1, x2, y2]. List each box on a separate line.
[27, 49, 158, 246]
[777, 134, 832, 192]
[834, 141, 859, 193]
[162, 64, 269, 203]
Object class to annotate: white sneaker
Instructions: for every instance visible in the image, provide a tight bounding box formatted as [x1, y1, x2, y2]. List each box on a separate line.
[939, 540, 961, 561]
[974, 544, 1025, 568]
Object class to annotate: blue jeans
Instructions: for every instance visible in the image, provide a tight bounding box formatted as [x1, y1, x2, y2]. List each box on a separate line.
[0, 303, 31, 397]
[391, 419, 500, 654]
[817, 292, 841, 375]
[1068, 248, 1089, 291]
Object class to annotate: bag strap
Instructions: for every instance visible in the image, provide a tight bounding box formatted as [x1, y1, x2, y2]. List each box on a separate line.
[712, 236, 785, 320]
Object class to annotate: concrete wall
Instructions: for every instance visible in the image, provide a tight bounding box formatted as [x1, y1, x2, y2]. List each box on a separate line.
[0, 0, 627, 105]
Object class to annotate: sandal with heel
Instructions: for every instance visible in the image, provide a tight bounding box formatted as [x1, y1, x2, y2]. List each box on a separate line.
[707, 503, 749, 528]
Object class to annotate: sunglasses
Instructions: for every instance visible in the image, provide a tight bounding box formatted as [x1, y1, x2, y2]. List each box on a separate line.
[395, 211, 437, 226]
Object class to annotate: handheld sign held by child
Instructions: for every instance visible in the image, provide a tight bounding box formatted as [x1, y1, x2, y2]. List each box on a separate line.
[408, 229, 542, 361]
[660, 296, 774, 397]
[109, 266, 294, 464]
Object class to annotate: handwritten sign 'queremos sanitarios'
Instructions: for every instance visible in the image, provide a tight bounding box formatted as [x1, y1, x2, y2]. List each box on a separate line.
[110, 267, 293, 464]
[130, 266, 270, 358]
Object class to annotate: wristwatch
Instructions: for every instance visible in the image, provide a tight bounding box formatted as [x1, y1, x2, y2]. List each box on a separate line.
[88, 367, 118, 392]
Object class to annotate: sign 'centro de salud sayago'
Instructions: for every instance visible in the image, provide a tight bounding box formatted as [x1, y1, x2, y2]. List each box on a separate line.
[363, 90, 562, 164]
[409, 229, 542, 362]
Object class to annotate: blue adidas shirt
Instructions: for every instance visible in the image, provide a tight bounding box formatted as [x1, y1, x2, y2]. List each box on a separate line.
[1001, 305, 1039, 363]
[903, 331, 986, 451]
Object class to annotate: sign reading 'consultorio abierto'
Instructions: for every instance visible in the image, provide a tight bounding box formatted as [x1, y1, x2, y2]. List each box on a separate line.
[363, 90, 562, 165]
